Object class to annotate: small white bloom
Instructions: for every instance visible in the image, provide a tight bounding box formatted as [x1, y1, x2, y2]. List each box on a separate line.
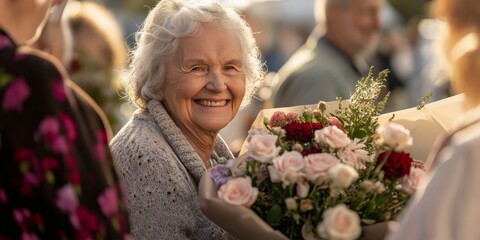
[329, 164, 359, 189]
[315, 126, 351, 149]
[402, 167, 426, 194]
[268, 165, 281, 183]
[247, 128, 270, 140]
[317, 204, 361, 240]
[248, 135, 281, 162]
[303, 153, 339, 181]
[338, 139, 370, 169]
[281, 170, 303, 187]
[272, 127, 286, 138]
[218, 177, 258, 207]
[296, 181, 310, 199]
[293, 143, 304, 153]
[285, 197, 297, 210]
[377, 123, 413, 151]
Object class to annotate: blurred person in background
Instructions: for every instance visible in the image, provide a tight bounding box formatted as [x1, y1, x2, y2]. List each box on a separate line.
[387, 0, 480, 238]
[0, 0, 131, 239]
[35, 0, 130, 133]
[268, 0, 382, 108]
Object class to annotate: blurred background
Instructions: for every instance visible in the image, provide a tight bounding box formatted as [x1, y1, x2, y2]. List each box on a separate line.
[52, 0, 452, 155]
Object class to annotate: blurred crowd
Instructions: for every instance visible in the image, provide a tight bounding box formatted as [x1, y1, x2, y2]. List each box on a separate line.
[41, 0, 451, 156]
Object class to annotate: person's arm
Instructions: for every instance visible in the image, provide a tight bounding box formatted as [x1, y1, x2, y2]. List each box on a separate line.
[387, 138, 480, 240]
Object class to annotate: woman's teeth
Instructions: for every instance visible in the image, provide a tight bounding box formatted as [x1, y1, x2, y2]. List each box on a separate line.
[197, 100, 227, 107]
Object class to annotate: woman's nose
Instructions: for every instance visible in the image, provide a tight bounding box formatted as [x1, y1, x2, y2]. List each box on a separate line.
[206, 70, 227, 92]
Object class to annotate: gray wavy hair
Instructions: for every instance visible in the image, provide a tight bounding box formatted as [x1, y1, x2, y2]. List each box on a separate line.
[123, 0, 265, 109]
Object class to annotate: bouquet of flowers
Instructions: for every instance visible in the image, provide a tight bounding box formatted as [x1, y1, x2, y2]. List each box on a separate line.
[205, 69, 426, 240]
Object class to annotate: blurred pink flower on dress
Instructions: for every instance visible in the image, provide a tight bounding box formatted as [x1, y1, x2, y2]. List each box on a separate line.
[13, 208, 31, 224]
[21, 232, 39, 240]
[38, 117, 60, 139]
[338, 139, 370, 169]
[98, 187, 119, 217]
[248, 135, 280, 163]
[0, 35, 11, 49]
[124, 234, 135, 240]
[24, 172, 40, 188]
[218, 177, 258, 207]
[52, 136, 69, 154]
[56, 184, 79, 214]
[269, 111, 286, 127]
[70, 206, 99, 232]
[2, 78, 30, 112]
[51, 79, 66, 102]
[0, 187, 8, 204]
[303, 153, 339, 182]
[315, 126, 351, 149]
[60, 114, 77, 141]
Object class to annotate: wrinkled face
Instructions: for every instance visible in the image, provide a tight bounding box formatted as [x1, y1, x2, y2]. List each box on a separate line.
[162, 22, 246, 133]
[340, 0, 381, 52]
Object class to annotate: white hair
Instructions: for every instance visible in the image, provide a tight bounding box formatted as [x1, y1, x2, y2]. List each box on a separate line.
[123, 0, 265, 109]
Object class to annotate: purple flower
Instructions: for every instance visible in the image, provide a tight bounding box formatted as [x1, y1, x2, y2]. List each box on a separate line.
[2, 78, 30, 112]
[38, 117, 60, 139]
[211, 165, 231, 188]
[21, 232, 39, 240]
[60, 114, 77, 141]
[52, 136, 69, 154]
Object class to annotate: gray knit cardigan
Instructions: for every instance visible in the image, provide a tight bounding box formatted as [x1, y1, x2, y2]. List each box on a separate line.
[111, 100, 234, 240]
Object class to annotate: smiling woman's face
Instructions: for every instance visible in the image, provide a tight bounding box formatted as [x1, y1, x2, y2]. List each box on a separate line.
[162, 22, 246, 133]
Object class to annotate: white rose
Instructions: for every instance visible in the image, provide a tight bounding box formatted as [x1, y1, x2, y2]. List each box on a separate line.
[317, 204, 361, 240]
[285, 197, 297, 210]
[248, 135, 281, 162]
[338, 139, 370, 169]
[402, 167, 426, 194]
[329, 164, 359, 189]
[218, 177, 258, 207]
[377, 123, 413, 151]
[268, 165, 281, 183]
[296, 181, 310, 199]
[303, 153, 339, 181]
[315, 126, 351, 149]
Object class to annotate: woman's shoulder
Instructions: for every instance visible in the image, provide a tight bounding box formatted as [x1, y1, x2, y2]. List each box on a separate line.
[111, 111, 172, 159]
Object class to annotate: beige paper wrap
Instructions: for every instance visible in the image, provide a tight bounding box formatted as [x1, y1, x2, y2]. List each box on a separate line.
[240, 94, 466, 161]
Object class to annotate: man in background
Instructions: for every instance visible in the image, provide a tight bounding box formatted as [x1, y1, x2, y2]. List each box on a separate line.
[269, 0, 382, 107]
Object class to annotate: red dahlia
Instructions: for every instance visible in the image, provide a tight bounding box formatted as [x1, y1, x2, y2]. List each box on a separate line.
[377, 151, 413, 179]
[301, 146, 322, 156]
[284, 121, 323, 143]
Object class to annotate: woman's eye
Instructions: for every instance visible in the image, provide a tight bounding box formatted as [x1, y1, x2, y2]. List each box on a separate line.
[225, 65, 239, 71]
[191, 66, 204, 71]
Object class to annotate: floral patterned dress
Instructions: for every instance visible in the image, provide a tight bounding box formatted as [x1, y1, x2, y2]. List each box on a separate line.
[0, 29, 131, 239]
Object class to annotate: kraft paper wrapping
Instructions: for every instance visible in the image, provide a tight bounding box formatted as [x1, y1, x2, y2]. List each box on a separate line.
[240, 94, 466, 162]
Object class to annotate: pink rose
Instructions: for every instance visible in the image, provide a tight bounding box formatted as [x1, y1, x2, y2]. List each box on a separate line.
[315, 126, 351, 149]
[269, 111, 286, 127]
[56, 184, 79, 214]
[402, 167, 426, 194]
[273, 151, 305, 174]
[303, 153, 339, 181]
[248, 135, 281, 162]
[98, 187, 119, 216]
[2, 78, 30, 112]
[317, 204, 361, 240]
[328, 117, 346, 132]
[218, 177, 258, 207]
[338, 139, 370, 169]
[285, 112, 299, 124]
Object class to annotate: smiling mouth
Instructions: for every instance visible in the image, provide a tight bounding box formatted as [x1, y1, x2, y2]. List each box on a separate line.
[194, 99, 228, 107]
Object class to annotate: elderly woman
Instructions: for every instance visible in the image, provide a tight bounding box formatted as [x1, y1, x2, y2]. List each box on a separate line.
[110, 0, 264, 239]
[387, 0, 480, 239]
